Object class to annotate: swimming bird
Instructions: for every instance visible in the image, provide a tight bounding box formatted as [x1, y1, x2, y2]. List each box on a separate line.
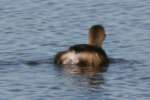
[54, 25, 109, 67]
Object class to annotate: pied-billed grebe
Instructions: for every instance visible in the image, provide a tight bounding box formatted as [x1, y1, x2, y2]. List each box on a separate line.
[54, 25, 109, 67]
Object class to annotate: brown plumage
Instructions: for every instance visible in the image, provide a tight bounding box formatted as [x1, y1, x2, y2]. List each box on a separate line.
[54, 25, 109, 67]
[88, 25, 106, 47]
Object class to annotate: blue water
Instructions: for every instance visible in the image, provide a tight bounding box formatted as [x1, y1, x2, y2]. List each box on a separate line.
[0, 0, 150, 100]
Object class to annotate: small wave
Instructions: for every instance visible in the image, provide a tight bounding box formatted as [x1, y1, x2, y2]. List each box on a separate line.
[109, 57, 142, 65]
[0, 60, 20, 66]
[22, 58, 53, 66]
[0, 57, 54, 66]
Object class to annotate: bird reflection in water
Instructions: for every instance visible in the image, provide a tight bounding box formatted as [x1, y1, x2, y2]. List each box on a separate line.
[62, 64, 107, 89]
[61, 64, 108, 75]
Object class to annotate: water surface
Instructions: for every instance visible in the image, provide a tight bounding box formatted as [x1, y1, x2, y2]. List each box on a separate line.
[0, 0, 150, 100]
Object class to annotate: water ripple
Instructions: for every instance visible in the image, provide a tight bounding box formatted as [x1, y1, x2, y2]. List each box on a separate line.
[0, 0, 150, 100]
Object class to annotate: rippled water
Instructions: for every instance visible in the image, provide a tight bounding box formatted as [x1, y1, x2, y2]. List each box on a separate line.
[0, 0, 150, 100]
